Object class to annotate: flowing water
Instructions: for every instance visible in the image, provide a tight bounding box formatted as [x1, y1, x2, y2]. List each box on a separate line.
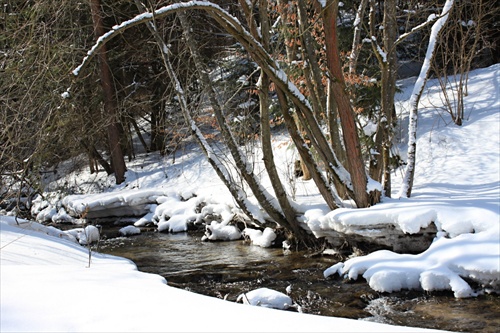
[98, 228, 499, 332]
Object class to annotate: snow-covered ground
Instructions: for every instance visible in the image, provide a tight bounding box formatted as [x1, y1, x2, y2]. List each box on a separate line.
[1, 64, 499, 332]
[0, 216, 445, 332]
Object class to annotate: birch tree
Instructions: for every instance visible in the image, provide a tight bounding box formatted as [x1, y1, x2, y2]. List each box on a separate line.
[398, 0, 455, 198]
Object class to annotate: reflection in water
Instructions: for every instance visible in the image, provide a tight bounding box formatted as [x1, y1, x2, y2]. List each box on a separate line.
[99, 230, 499, 332]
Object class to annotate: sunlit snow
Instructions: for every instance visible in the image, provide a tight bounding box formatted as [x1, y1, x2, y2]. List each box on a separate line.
[1, 62, 498, 332]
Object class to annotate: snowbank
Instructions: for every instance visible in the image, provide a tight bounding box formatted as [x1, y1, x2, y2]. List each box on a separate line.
[1, 216, 444, 332]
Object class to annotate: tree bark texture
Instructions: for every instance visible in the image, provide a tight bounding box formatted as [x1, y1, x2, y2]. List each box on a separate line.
[178, 11, 294, 232]
[89, 0, 126, 184]
[320, 0, 377, 207]
[370, 0, 398, 196]
[75, 1, 380, 208]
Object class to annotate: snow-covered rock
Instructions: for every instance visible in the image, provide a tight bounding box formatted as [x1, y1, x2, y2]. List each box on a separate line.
[51, 208, 75, 224]
[237, 287, 293, 310]
[62, 189, 172, 219]
[325, 229, 500, 298]
[202, 221, 241, 241]
[35, 206, 57, 223]
[242, 227, 276, 247]
[153, 195, 200, 233]
[157, 215, 190, 233]
[119, 225, 141, 236]
[66, 225, 100, 245]
[134, 210, 156, 227]
[30, 197, 49, 217]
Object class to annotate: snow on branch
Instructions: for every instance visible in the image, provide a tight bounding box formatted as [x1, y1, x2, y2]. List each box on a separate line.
[71, 1, 308, 106]
[370, 36, 387, 63]
[71, 1, 317, 129]
[395, 5, 452, 46]
[72, 1, 242, 77]
[398, 0, 455, 198]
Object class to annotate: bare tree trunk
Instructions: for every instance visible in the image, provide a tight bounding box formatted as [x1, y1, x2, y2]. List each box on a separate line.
[370, 0, 397, 196]
[80, 139, 113, 175]
[150, 105, 166, 153]
[133, 0, 265, 225]
[327, 79, 349, 199]
[294, 109, 313, 182]
[89, 0, 126, 184]
[129, 116, 149, 153]
[277, 89, 340, 211]
[320, 0, 379, 207]
[276, 0, 312, 182]
[178, 12, 293, 230]
[297, 0, 327, 117]
[398, 0, 455, 198]
[276, 1, 353, 198]
[242, 0, 321, 248]
[349, 0, 369, 74]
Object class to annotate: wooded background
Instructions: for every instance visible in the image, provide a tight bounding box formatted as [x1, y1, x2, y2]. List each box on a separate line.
[1, 0, 498, 247]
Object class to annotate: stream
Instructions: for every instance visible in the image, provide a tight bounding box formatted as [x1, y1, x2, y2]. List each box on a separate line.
[97, 228, 499, 332]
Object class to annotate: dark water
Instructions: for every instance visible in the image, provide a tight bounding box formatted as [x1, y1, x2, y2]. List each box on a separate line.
[98, 229, 499, 332]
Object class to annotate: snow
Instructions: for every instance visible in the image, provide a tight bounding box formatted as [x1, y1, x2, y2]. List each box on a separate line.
[242, 227, 277, 247]
[1, 63, 499, 332]
[202, 220, 242, 241]
[398, 0, 455, 198]
[119, 225, 141, 236]
[326, 229, 499, 298]
[1, 217, 440, 332]
[237, 287, 293, 310]
[78, 225, 100, 245]
[372, 36, 387, 63]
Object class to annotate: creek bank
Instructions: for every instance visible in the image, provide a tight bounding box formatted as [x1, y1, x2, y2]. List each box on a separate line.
[35, 190, 440, 255]
[97, 229, 500, 333]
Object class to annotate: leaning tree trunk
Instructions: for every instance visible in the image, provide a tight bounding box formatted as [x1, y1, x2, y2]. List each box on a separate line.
[131, 0, 265, 226]
[320, 0, 380, 207]
[240, 0, 322, 248]
[89, 0, 126, 184]
[177, 12, 296, 233]
[72, 1, 367, 209]
[398, 0, 455, 198]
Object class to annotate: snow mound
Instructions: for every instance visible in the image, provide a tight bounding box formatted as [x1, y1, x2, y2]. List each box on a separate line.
[0, 217, 79, 244]
[237, 287, 292, 310]
[153, 194, 200, 233]
[65, 225, 100, 245]
[62, 189, 174, 218]
[242, 227, 277, 247]
[119, 225, 141, 236]
[51, 208, 75, 224]
[158, 215, 190, 233]
[134, 211, 155, 227]
[35, 206, 57, 223]
[325, 229, 500, 297]
[202, 221, 241, 241]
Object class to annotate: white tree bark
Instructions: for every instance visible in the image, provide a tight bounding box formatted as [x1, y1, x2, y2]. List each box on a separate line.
[398, 0, 455, 198]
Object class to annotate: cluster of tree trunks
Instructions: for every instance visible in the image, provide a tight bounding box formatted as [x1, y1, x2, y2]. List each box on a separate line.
[5, 0, 494, 250]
